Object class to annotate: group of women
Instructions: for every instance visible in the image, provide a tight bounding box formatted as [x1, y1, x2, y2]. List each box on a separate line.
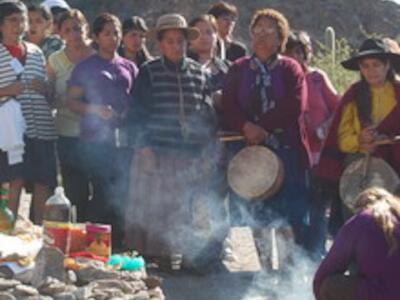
[1, 0, 400, 298]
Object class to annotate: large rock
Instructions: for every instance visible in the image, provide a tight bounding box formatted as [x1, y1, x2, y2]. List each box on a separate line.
[31, 247, 66, 287]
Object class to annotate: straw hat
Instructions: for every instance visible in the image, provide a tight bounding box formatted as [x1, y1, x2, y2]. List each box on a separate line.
[147, 13, 199, 40]
[341, 38, 400, 71]
[41, 0, 70, 10]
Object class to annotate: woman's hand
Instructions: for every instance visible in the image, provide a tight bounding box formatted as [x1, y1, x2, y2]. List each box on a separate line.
[137, 147, 157, 174]
[358, 127, 377, 153]
[358, 127, 376, 144]
[243, 121, 269, 145]
[2, 81, 24, 97]
[92, 105, 117, 120]
[30, 79, 47, 96]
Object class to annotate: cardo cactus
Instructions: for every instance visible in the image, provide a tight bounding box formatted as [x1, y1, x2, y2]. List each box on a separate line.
[325, 26, 336, 66]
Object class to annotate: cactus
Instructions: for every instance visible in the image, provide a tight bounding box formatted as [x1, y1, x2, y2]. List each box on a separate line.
[325, 26, 336, 66]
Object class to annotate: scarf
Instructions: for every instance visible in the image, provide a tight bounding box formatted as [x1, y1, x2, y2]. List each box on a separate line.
[250, 53, 277, 119]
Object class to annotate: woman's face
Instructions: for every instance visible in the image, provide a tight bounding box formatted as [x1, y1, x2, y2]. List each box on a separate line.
[251, 17, 280, 59]
[359, 57, 390, 87]
[158, 29, 187, 63]
[122, 29, 145, 53]
[0, 12, 27, 43]
[28, 10, 51, 42]
[190, 20, 217, 55]
[216, 13, 236, 38]
[59, 18, 86, 47]
[94, 21, 121, 54]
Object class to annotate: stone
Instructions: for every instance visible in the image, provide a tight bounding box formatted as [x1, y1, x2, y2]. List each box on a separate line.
[75, 266, 118, 285]
[53, 292, 76, 300]
[31, 247, 66, 287]
[65, 271, 77, 286]
[131, 291, 150, 300]
[38, 277, 67, 296]
[13, 284, 39, 297]
[148, 287, 165, 300]
[73, 287, 92, 300]
[0, 279, 20, 291]
[0, 292, 17, 300]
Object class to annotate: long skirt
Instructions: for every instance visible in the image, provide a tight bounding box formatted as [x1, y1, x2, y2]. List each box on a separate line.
[124, 149, 228, 261]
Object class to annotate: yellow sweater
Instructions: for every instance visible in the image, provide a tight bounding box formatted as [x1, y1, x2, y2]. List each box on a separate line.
[337, 81, 396, 153]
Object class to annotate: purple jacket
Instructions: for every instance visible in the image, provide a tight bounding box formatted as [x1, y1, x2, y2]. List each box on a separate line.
[314, 210, 400, 300]
[221, 55, 311, 168]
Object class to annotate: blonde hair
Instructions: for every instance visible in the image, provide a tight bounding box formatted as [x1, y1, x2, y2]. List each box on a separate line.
[354, 187, 400, 255]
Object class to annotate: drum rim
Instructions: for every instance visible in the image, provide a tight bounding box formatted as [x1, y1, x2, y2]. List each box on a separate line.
[339, 156, 400, 211]
[227, 145, 284, 201]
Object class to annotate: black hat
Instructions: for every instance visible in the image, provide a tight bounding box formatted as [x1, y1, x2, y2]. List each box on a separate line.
[341, 38, 400, 71]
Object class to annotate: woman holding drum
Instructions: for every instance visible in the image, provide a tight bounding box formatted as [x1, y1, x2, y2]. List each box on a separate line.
[316, 38, 400, 243]
[221, 8, 311, 246]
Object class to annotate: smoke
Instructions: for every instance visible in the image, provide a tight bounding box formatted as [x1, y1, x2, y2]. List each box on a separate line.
[242, 220, 318, 300]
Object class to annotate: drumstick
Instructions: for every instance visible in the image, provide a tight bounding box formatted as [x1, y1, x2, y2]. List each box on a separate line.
[219, 135, 245, 142]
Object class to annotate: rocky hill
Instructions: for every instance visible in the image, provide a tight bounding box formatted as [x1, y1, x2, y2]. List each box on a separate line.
[28, 0, 400, 47]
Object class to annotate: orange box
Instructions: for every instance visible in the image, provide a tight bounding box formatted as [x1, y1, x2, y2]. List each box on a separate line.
[85, 223, 111, 258]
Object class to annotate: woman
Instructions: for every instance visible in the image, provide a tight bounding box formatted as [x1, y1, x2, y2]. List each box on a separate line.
[208, 1, 246, 62]
[67, 13, 137, 246]
[26, 4, 63, 58]
[221, 8, 311, 245]
[285, 30, 339, 166]
[125, 14, 218, 271]
[188, 14, 230, 97]
[314, 187, 400, 300]
[119, 16, 152, 67]
[285, 30, 339, 255]
[316, 38, 400, 235]
[47, 9, 94, 221]
[0, 0, 57, 224]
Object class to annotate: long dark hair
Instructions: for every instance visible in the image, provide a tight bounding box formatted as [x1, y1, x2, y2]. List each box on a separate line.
[354, 56, 396, 126]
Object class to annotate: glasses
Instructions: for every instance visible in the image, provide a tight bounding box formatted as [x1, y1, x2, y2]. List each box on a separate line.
[252, 27, 277, 37]
[220, 15, 237, 23]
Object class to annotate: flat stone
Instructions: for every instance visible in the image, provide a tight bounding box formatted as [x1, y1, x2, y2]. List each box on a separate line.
[53, 292, 76, 300]
[76, 266, 118, 285]
[131, 291, 150, 300]
[0, 292, 17, 300]
[13, 284, 39, 297]
[73, 287, 92, 300]
[38, 277, 67, 296]
[0, 279, 20, 291]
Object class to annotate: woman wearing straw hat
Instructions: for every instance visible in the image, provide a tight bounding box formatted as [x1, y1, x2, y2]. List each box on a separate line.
[315, 38, 400, 238]
[125, 14, 220, 272]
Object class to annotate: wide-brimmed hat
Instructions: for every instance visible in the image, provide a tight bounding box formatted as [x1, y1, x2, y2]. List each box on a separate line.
[341, 38, 400, 71]
[147, 13, 199, 40]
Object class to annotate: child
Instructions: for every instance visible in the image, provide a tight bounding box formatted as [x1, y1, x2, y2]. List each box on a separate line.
[0, 0, 57, 224]
[27, 4, 63, 58]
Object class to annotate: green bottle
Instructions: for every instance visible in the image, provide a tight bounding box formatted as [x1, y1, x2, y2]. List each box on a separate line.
[0, 185, 15, 234]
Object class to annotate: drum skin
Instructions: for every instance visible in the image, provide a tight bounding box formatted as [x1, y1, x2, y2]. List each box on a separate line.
[227, 145, 284, 201]
[340, 157, 400, 211]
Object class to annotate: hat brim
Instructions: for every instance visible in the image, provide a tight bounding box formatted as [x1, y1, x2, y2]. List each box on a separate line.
[341, 51, 400, 71]
[147, 26, 199, 41]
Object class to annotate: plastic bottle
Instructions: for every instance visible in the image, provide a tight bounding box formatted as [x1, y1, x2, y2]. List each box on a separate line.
[43, 187, 71, 222]
[0, 184, 15, 234]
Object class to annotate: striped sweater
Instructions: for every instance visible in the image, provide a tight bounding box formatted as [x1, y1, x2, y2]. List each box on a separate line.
[0, 42, 56, 140]
[129, 56, 216, 155]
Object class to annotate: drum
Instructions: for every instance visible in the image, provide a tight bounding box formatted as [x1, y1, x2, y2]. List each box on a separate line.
[339, 156, 400, 211]
[227, 145, 284, 201]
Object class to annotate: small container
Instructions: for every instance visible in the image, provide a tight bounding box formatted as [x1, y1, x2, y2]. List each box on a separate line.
[86, 223, 111, 258]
